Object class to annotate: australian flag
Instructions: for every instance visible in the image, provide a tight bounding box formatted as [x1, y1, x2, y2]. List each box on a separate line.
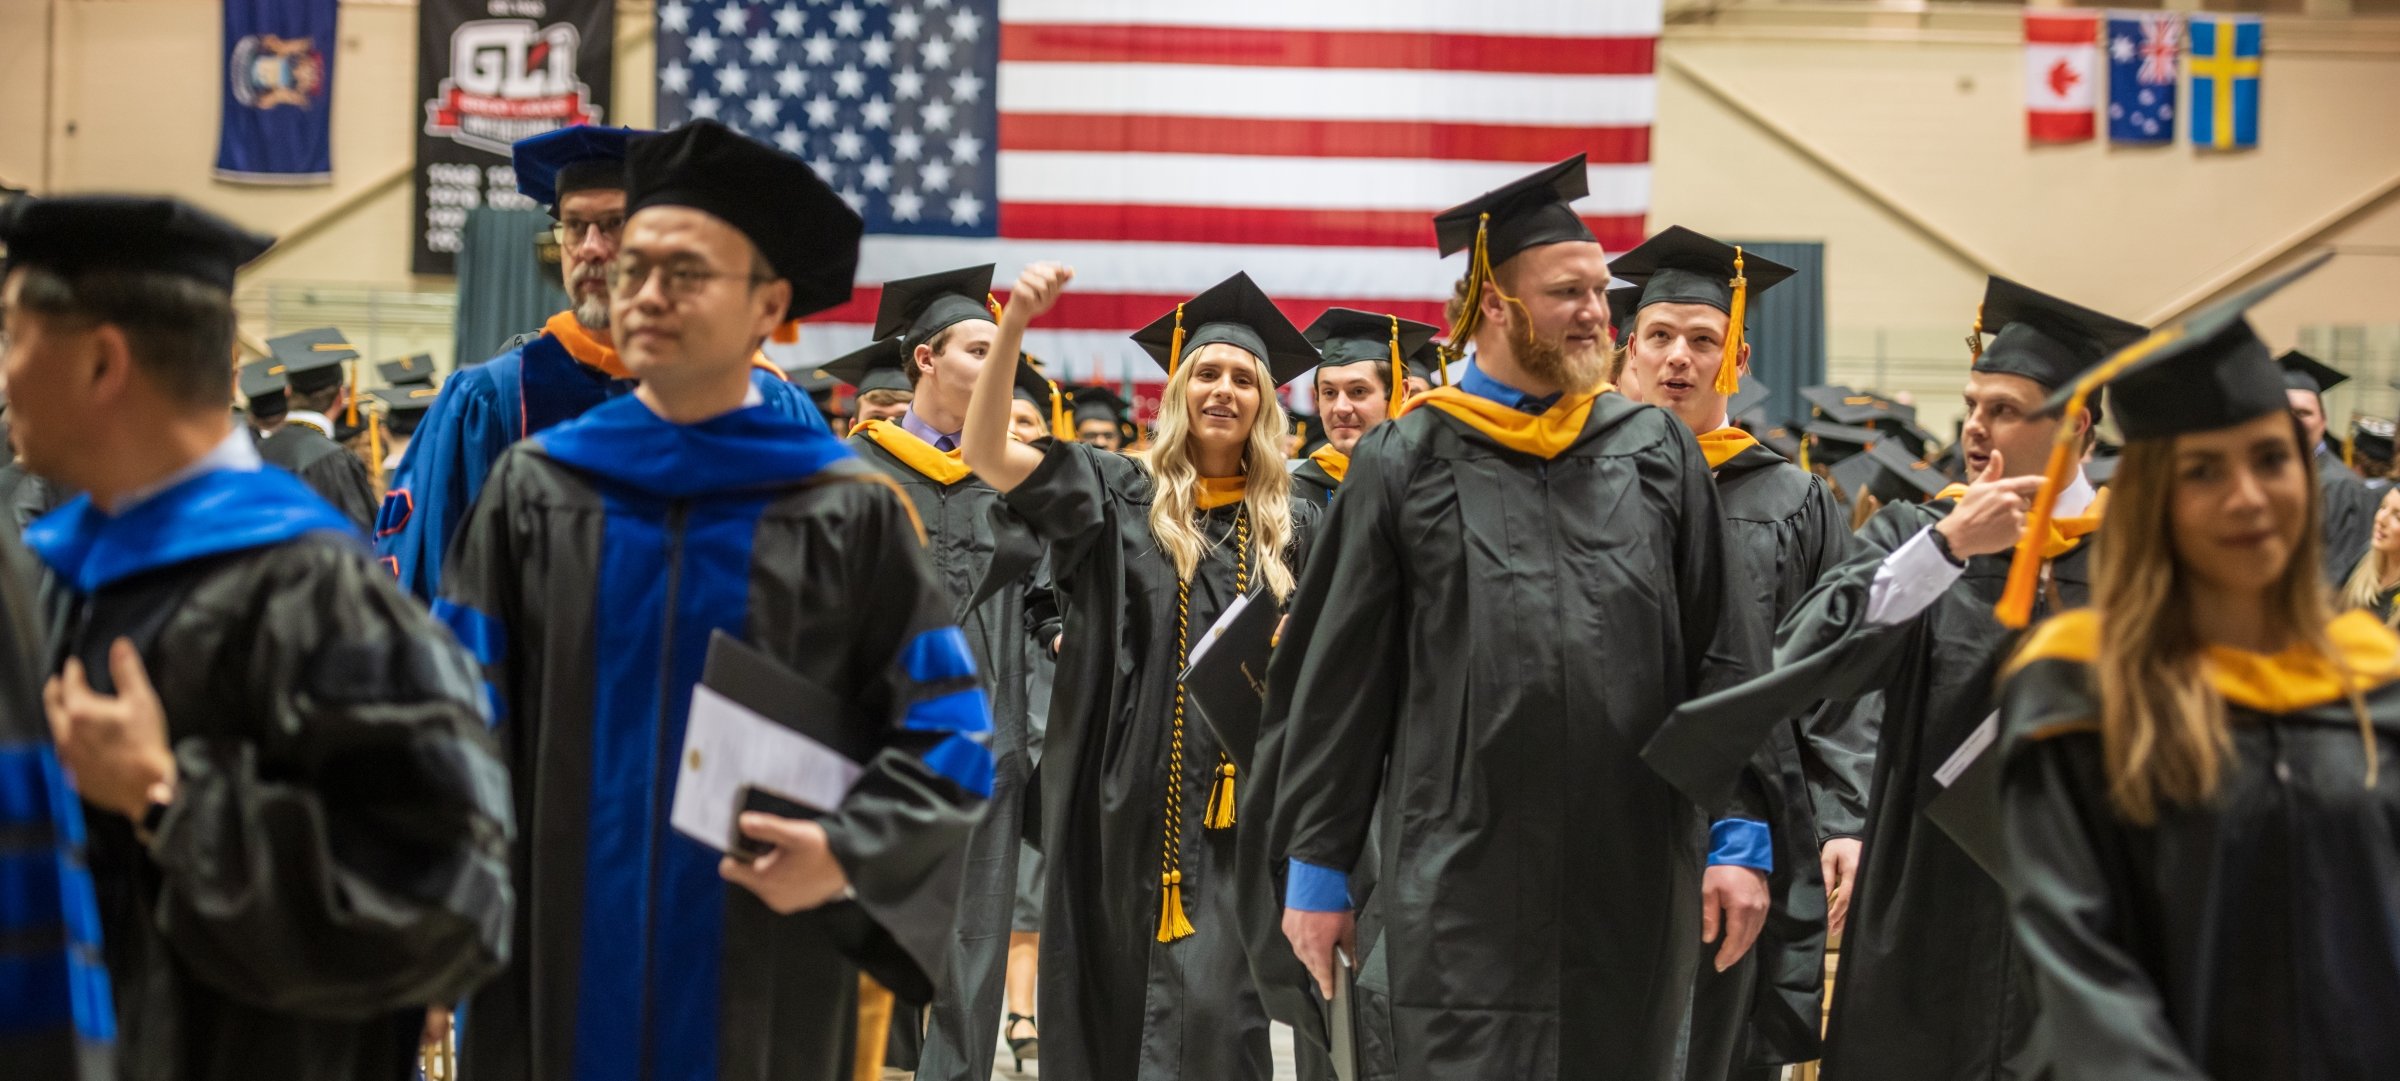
[653, 0, 1001, 239]
[2107, 13, 2180, 145]
[215, 0, 337, 184]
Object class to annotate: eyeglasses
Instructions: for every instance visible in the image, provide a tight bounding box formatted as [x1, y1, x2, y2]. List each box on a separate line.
[605, 259, 771, 301]
[553, 216, 626, 247]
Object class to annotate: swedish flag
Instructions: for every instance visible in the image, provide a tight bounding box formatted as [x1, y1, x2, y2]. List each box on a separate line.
[2190, 15, 2262, 150]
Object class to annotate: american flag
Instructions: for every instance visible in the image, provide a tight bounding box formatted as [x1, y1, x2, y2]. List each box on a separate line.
[655, 0, 1660, 383]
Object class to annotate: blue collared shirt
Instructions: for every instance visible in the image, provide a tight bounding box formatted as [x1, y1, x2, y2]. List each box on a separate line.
[1454, 361, 1564, 416]
[898, 406, 957, 451]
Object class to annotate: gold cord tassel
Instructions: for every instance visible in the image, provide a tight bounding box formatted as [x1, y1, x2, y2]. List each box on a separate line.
[1966, 302, 1986, 361]
[1169, 303, 1187, 379]
[2346, 431, 2358, 469]
[1438, 213, 1494, 374]
[987, 293, 1004, 320]
[1386, 315, 1407, 416]
[1714, 247, 1747, 396]
[1049, 380, 1073, 442]
[1205, 761, 1237, 829]
[1158, 871, 1195, 942]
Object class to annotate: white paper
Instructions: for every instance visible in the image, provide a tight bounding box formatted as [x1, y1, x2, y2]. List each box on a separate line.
[1933, 711, 2002, 789]
[669, 684, 862, 853]
[1185, 591, 1255, 668]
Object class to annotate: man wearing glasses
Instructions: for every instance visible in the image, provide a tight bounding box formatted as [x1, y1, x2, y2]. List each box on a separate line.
[373, 124, 827, 600]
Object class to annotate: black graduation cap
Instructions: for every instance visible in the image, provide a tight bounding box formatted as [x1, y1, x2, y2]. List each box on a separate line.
[379, 353, 436, 387]
[820, 337, 913, 394]
[1009, 359, 1076, 442]
[1929, 441, 1968, 483]
[2278, 350, 2347, 396]
[623, 120, 862, 320]
[266, 328, 357, 395]
[1755, 424, 1803, 461]
[1878, 416, 1945, 460]
[513, 125, 646, 210]
[1432, 156, 1593, 267]
[0, 194, 272, 292]
[237, 358, 288, 404]
[1833, 439, 1951, 505]
[1405, 339, 1450, 385]
[1604, 284, 1641, 344]
[369, 385, 441, 437]
[1607, 226, 1797, 395]
[875, 265, 997, 350]
[1304, 308, 1440, 413]
[1998, 252, 2334, 630]
[1728, 379, 1772, 428]
[1970, 276, 2147, 399]
[1804, 420, 1880, 464]
[2353, 416, 2396, 463]
[1798, 385, 1894, 427]
[1129, 272, 1319, 386]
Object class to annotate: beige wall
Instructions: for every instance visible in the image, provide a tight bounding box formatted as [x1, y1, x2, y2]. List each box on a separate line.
[4, 1, 2398, 427]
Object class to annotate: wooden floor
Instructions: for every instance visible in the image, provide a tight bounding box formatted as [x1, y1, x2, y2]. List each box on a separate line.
[885, 1023, 1304, 1080]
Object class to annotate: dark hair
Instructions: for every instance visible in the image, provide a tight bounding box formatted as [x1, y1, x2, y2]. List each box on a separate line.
[14, 266, 235, 408]
[1314, 359, 1391, 399]
[908, 325, 960, 388]
[288, 383, 341, 416]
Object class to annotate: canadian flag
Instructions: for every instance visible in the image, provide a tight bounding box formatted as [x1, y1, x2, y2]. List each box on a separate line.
[2025, 11, 2100, 143]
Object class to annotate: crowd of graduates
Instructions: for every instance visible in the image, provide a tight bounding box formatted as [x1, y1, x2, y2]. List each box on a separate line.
[2, 116, 2396, 1081]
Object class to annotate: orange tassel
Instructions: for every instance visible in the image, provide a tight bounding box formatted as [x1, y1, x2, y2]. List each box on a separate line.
[771, 319, 802, 345]
[1169, 303, 1187, 379]
[1714, 247, 1747, 396]
[1157, 871, 1195, 942]
[1049, 379, 1073, 442]
[1386, 315, 1407, 417]
[1438, 213, 1494, 374]
[1204, 761, 1237, 829]
[1965, 302, 1985, 361]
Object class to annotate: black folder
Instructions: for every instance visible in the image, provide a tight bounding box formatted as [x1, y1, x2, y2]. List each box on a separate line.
[1177, 591, 1280, 771]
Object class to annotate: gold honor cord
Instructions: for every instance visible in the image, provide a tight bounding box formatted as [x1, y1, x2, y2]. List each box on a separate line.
[1995, 324, 2186, 629]
[1159, 505, 1252, 942]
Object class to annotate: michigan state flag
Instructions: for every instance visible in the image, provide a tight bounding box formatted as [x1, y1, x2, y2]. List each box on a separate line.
[2190, 14, 2262, 150]
[215, 0, 338, 184]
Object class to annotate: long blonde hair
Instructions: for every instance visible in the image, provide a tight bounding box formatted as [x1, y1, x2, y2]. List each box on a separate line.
[2339, 487, 2400, 623]
[2092, 421, 2364, 824]
[1138, 343, 1298, 599]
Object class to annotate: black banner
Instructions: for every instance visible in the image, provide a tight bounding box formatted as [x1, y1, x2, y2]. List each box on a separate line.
[413, 0, 612, 275]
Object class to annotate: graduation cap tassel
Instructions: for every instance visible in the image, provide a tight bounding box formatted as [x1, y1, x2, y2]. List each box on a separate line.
[1168, 303, 1188, 380]
[1049, 380, 1074, 443]
[368, 413, 387, 489]
[770, 319, 801, 345]
[1386, 315, 1408, 416]
[1205, 763, 1238, 829]
[1966, 303, 1986, 361]
[1714, 248, 1748, 396]
[1996, 326, 2186, 629]
[1438, 214, 1496, 374]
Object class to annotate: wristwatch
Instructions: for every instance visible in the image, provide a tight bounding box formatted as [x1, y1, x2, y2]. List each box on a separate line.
[136, 779, 175, 846]
[1928, 525, 1968, 568]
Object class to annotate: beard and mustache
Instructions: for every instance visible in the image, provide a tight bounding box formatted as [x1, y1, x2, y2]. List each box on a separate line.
[1497, 293, 1607, 394]
[568, 262, 611, 330]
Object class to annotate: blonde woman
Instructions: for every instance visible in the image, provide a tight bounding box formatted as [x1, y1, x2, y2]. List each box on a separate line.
[2339, 486, 2400, 623]
[962, 264, 1323, 1081]
[1993, 264, 2400, 1079]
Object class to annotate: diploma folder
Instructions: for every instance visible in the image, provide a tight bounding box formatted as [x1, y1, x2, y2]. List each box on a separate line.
[1177, 589, 1279, 771]
[669, 630, 866, 855]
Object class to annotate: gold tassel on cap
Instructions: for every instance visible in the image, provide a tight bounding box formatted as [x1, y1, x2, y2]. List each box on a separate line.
[1386, 315, 1407, 416]
[1438, 212, 1497, 378]
[1966, 303, 1986, 361]
[1996, 325, 2186, 628]
[1714, 247, 1748, 396]
[1049, 380, 1073, 443]
[1169, 303, 1188, 379]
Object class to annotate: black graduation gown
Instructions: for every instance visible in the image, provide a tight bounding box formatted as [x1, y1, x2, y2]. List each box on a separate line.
[1994, 608, 2400, 1081]
[1290, 456, 1341, 507]
[2370, 581, 2400, 626]
[1685, 442, 1849, 1080]
[1650, 495, 2094, 1081]
[2318, 448, 2377, 587]
[0, 523, 112, 1081]
[998, 440, 1318, 1081]
[1261, 394, 1747, 1081]
[442, 397, 988, 1081]
[257, 424, 376, 530]
[845, 426, 1041, 1081]
[26, 467, 512, 1081]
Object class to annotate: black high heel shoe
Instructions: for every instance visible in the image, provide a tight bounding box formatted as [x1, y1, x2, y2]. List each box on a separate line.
[1005, 1012, 1039, 1072]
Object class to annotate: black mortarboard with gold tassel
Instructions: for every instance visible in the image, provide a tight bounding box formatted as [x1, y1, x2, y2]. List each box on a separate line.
[1129, 272, 1318, 386]
[1010, 354, 1075, 443]
[874, 264, 998, 351]
[1429, 155, 1596, 375]
[1997, 251, 2332, 629]
[1606, 225, 1797, 397]
[1302, 307, 1441, 418]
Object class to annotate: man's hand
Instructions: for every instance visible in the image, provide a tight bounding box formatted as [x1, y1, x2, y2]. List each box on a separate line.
[1932, 450, 2046, 559]
[1700, 865, 1770, 972]
[46, 639, 175, 821]
[719, 813, 850, 914]
[1820, 837, 1863, 938]
[1004, 263, 1074, 327]
[1281, 907, 1357, 999]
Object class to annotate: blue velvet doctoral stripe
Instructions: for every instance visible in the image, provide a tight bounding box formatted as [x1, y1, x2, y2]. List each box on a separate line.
[901, 686, 990, 737]
[919, 733, 995, 799]
[569, 482, 773, 1081]
[537, 396, 852, 501]
[900, 627, 976, 684]
[25, 468, 359, 593]
[430, 600, 508, 729]
[0, 745, 114, 1044]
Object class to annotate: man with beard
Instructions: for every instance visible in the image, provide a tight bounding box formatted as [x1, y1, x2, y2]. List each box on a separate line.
[1290, 309, 1439, 506]
[1256, 156, 1753, 1081]
[1645, 277, 2147, 1081]
[1611, 226, 1832, 1081]
[373, 125, 826, 598]
[2279, 350, 2376, 585]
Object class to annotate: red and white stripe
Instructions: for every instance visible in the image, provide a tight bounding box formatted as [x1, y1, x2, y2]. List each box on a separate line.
[2024, 11, 2099, 144]
[798, 0, 1661, 381]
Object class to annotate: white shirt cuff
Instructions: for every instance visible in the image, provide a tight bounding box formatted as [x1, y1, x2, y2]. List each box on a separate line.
[1866, 526, 1967, 626]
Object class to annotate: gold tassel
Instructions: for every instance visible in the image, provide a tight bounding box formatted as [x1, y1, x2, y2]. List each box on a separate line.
[1385, 315, 1407, 416]
[2346, 430, 2358, 469]
[987, 293, 1004, 320]
[1714, 247, 1747, 396]
[1168, 303, 1187, 379]
[1204, 761, 1237, 829]
[1157, 871, 1194, 942]
[771, 319, 802, 345]
[1438, 213, 1495, 373]
[1049, 380, 1073, 442]
[1966, 302, 1986, 361]
[345, 357, 361, 430]
[368, 413, 387, 489]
